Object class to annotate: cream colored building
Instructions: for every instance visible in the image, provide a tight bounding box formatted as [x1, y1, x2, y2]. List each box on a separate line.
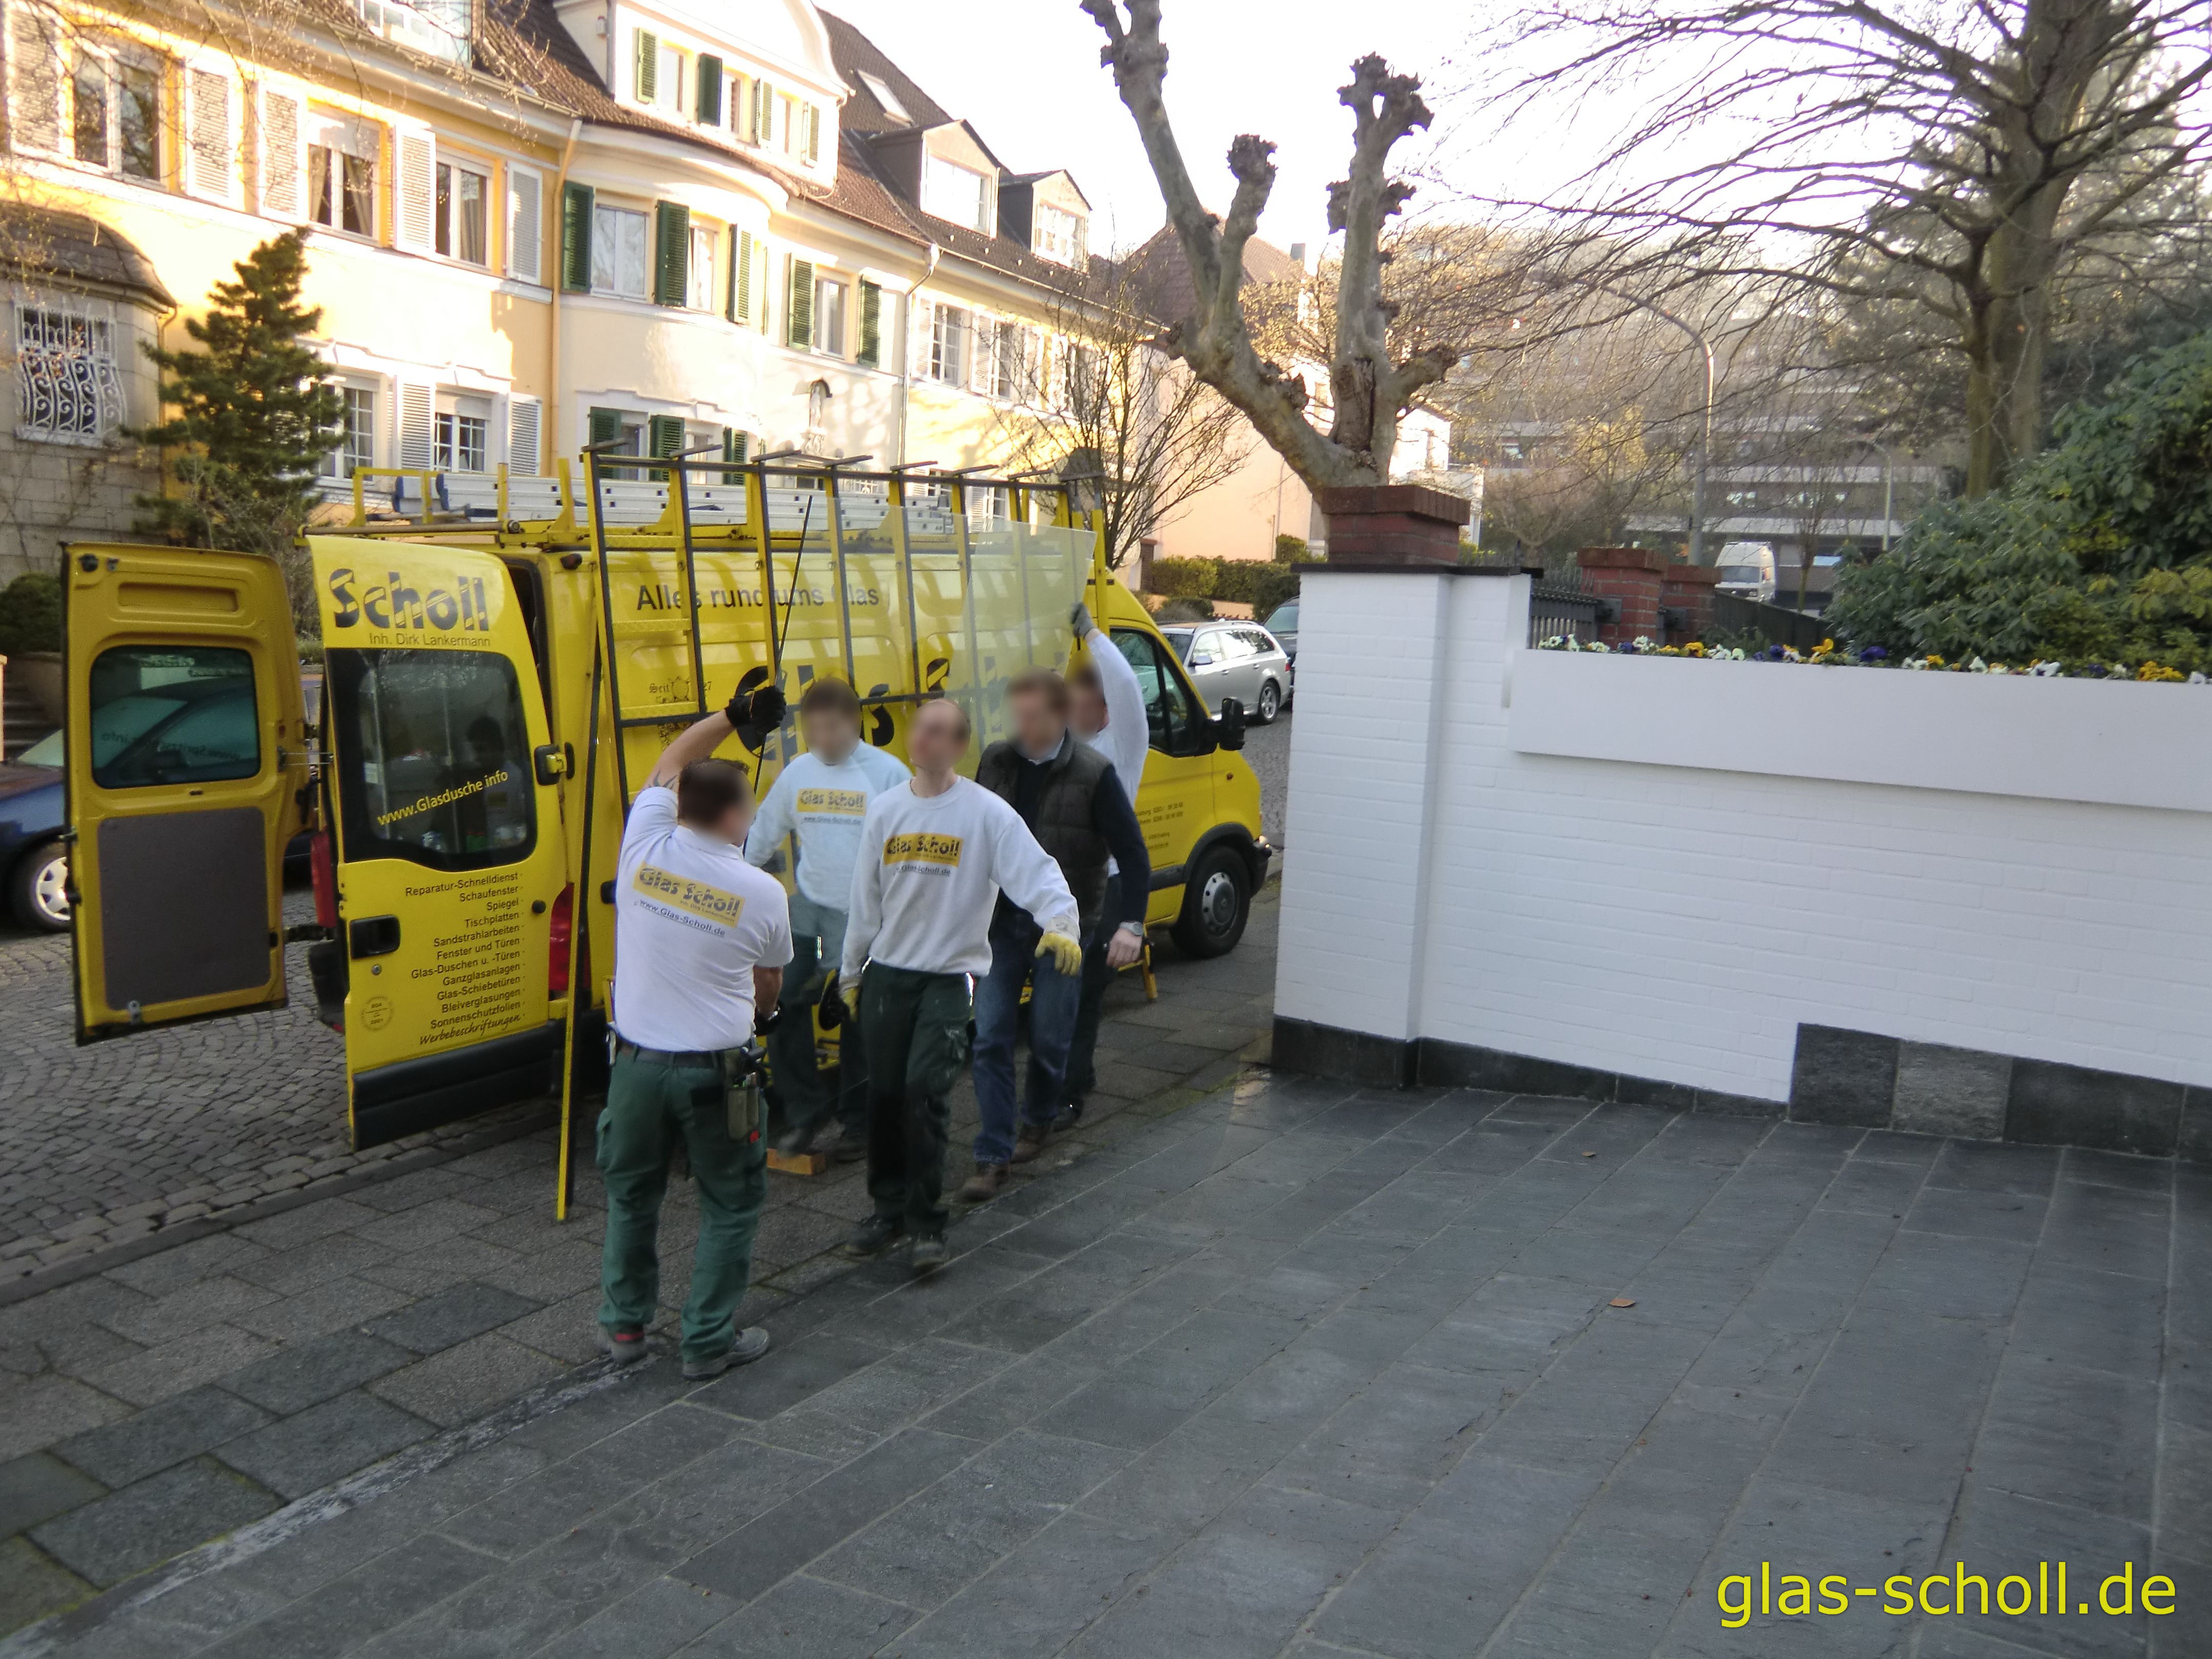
[1, 0, 1312, 583]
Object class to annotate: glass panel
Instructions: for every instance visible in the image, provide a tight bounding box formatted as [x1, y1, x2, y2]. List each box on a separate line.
[72, 55, 108, 165]
[330, 648, 536, 869]
[1112, 628, 1200, 756]
[456, 166, 486, 263]
[88, 646, 260, 788]
[118, 61, 157, 177]
[342, 153, 375, 235]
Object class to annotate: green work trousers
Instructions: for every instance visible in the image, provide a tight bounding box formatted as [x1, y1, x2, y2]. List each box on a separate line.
[861, 963, 973, 1237]
[597, 1047, 767, 1364]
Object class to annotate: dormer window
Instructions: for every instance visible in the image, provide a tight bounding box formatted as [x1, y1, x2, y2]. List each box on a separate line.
[923, 155, 989, 232]
[1034, 204, 1084, 265]
[354, 0, 471, 68]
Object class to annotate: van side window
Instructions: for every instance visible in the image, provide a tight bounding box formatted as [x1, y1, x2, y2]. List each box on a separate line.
[1111, 628, 1207, 758]
[328, 648, 537, 870]
[87, 646, 260, 788]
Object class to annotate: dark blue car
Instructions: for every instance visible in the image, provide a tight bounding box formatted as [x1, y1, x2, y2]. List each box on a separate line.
[0, 729, 66, 931]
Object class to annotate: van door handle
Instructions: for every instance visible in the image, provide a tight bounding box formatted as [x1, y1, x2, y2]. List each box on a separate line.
[349, 915, 400, 958]
[533, 745, 567, 785]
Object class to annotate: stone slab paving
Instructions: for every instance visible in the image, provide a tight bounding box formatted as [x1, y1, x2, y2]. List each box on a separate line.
[7, 1039, 2202, 1658]
[0, 896, 1277, 1634]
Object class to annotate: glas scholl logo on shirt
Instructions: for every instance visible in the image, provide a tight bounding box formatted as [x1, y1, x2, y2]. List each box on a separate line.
[631, 864, 747, 927]
[325, 567, 495, 637]
[796, 788, 869, 817]
[883, 833, 963, 869]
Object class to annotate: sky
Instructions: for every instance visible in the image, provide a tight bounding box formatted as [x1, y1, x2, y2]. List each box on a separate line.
[821, 0, 1492, 258]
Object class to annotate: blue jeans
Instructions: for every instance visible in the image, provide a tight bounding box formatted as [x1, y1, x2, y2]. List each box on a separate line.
[972, 909, 1083, 1166]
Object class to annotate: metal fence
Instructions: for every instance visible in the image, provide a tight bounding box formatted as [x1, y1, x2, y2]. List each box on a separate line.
[1710, 592, 1831, 653]
[1528, 577, 1600, 645]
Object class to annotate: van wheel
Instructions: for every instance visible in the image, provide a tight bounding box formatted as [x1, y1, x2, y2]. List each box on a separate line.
[1255, 680, 1282, 724]
[10, 841, 71, 933]
[1172, 845, 1250, 958]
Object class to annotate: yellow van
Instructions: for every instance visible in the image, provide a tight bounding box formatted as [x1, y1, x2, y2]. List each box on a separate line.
[59, 460, 1267, 1189]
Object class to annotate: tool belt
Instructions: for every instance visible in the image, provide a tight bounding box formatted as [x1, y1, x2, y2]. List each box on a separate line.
[611, 1034, 765, 1143]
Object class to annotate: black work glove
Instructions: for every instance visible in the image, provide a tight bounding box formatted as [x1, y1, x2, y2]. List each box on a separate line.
[725, 682, 786, 733]
[817, 970, 845, 1029]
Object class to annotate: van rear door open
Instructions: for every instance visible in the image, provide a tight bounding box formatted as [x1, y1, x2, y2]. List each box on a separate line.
[310, 538, 572, 1148]
[65, 547, 309, 1041]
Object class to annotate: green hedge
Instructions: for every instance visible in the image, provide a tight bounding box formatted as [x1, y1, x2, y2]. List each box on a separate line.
[0, 573, 62, 658]
[1147, 555, 1302, 617]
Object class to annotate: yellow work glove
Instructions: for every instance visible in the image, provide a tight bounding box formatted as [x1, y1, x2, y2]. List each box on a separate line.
[1036, 931, 1083, 976]
[840, 982, 862, 1020]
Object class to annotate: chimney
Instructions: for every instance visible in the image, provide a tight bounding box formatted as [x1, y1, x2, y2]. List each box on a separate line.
[1288, 242, 1307, 267]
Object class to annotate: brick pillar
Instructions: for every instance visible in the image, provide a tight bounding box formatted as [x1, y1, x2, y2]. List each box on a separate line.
[1659, 562, 1720, 643]
[1574, 547, 1666, 646]
[1318, 484, 1471, 566]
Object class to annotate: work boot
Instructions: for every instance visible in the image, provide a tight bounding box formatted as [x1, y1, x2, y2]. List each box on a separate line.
[1053, 1096, 1086, 1132]
[831, 1128, 867, 1164]
[1009, 1121, 1050, 1165]
[910, 1233, 949, 1275]
[682, 1326, 770, 1380]
[839, 1214, 903, 1259]
[959, 1162, 1007, 1203]
[597, 1327, 649, 1367]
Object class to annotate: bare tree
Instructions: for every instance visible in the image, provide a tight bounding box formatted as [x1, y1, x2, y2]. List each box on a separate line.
[1479, 0, 2212, 496]
[1079, 2, 1457, 489]
[988, 262, 1252, 570]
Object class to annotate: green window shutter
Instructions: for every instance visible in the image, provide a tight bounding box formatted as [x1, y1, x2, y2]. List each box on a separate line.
[634, 30, 657, 103]
[731, 228, 753, 323]
[787, 257, 814, 349]
[647, 412, 685, 481]
[753, 79, 773, 142]
[696, 55, 721, 125]
[587, 406, 624, 449]
[653, 201, 690, 306]
[720, 426, 746, 483]
[857, 279, 882, 368]
[560, 182, 593, 292]
[805, 105, 821, 163]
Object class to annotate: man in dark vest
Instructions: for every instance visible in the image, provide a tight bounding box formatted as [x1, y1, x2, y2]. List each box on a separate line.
[961, 667, 1150, 1200]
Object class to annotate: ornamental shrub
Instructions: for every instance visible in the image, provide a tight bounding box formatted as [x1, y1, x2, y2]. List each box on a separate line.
[1145, 555, 1303, 616]
[1828, 325, 2212, 672]
[0, 572, 63, 658]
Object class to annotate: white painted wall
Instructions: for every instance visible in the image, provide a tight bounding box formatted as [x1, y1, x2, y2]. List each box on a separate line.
[1277, 571, 2212, 1102]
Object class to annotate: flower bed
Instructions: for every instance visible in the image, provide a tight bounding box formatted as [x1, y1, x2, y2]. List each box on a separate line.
[1535, 634, 2208, 683]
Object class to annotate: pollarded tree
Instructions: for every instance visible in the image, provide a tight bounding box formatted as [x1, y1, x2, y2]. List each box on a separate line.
[1079, 2, 1458, 491]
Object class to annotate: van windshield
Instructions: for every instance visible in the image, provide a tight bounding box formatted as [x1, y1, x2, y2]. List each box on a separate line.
[1717, 565, 1764, 585]
[328, 648, 536, 870]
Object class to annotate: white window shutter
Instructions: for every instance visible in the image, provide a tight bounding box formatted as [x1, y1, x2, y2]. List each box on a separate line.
[395, 132, 434, 251]
[506, 394, 542, 476]
[259, 88, 303, 218]
[397, 379, 434, 469]
[507, 165, 542, 283]
[8, 11, 61, 152]
[910, 296, 932, 379]
[969, 316, 993, 394]
[187, 69, 236, 203]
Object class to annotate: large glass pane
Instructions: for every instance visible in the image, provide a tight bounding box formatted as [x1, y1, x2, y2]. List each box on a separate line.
[88, 646, 260, 787]
[330, 648, 535, 869]
[1113, 628, 1200, 756]
[118, 61, 157, 178]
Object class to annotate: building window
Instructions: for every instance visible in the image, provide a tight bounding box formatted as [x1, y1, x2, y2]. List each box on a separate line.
[591, 203, 649, 298]
[923, 156, 989, 231]
[320, 383, 377, 478]
[353, 0, 472, 68]
[929, 304, 968, 384]
[14, 297, 125, 444]
[812, 275, 845, 355]
[57, 49, 161, 180]
[688, 225, 717, 310]
[308, 115, 377, 237]
[434, 158, 488, 265]
[1034, 204, 1083, 264]
[433, 392, 488, 472]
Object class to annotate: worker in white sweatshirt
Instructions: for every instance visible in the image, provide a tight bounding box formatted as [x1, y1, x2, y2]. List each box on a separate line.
[1061, 600, 1151, 1126]
[837, 695, 1080, 1273]
[742, 676, 911, 1161]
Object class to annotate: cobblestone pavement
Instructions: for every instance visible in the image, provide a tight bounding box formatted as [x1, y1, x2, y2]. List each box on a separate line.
[0, 893, 544, 1283]
[0, 893, 1278, 1635]
[11, 1024, 2206, 1656]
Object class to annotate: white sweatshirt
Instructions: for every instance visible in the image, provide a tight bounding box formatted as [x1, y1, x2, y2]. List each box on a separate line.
[842, 776, 1079, 979]
[1076, 626, 1149, 882]
[742, 741, 911, 910]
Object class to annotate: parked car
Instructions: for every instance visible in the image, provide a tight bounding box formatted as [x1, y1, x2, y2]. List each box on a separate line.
[0, 730, 65, 931]
[1262, 600, 1298, 705]
[1160, 621, 1291, 724]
